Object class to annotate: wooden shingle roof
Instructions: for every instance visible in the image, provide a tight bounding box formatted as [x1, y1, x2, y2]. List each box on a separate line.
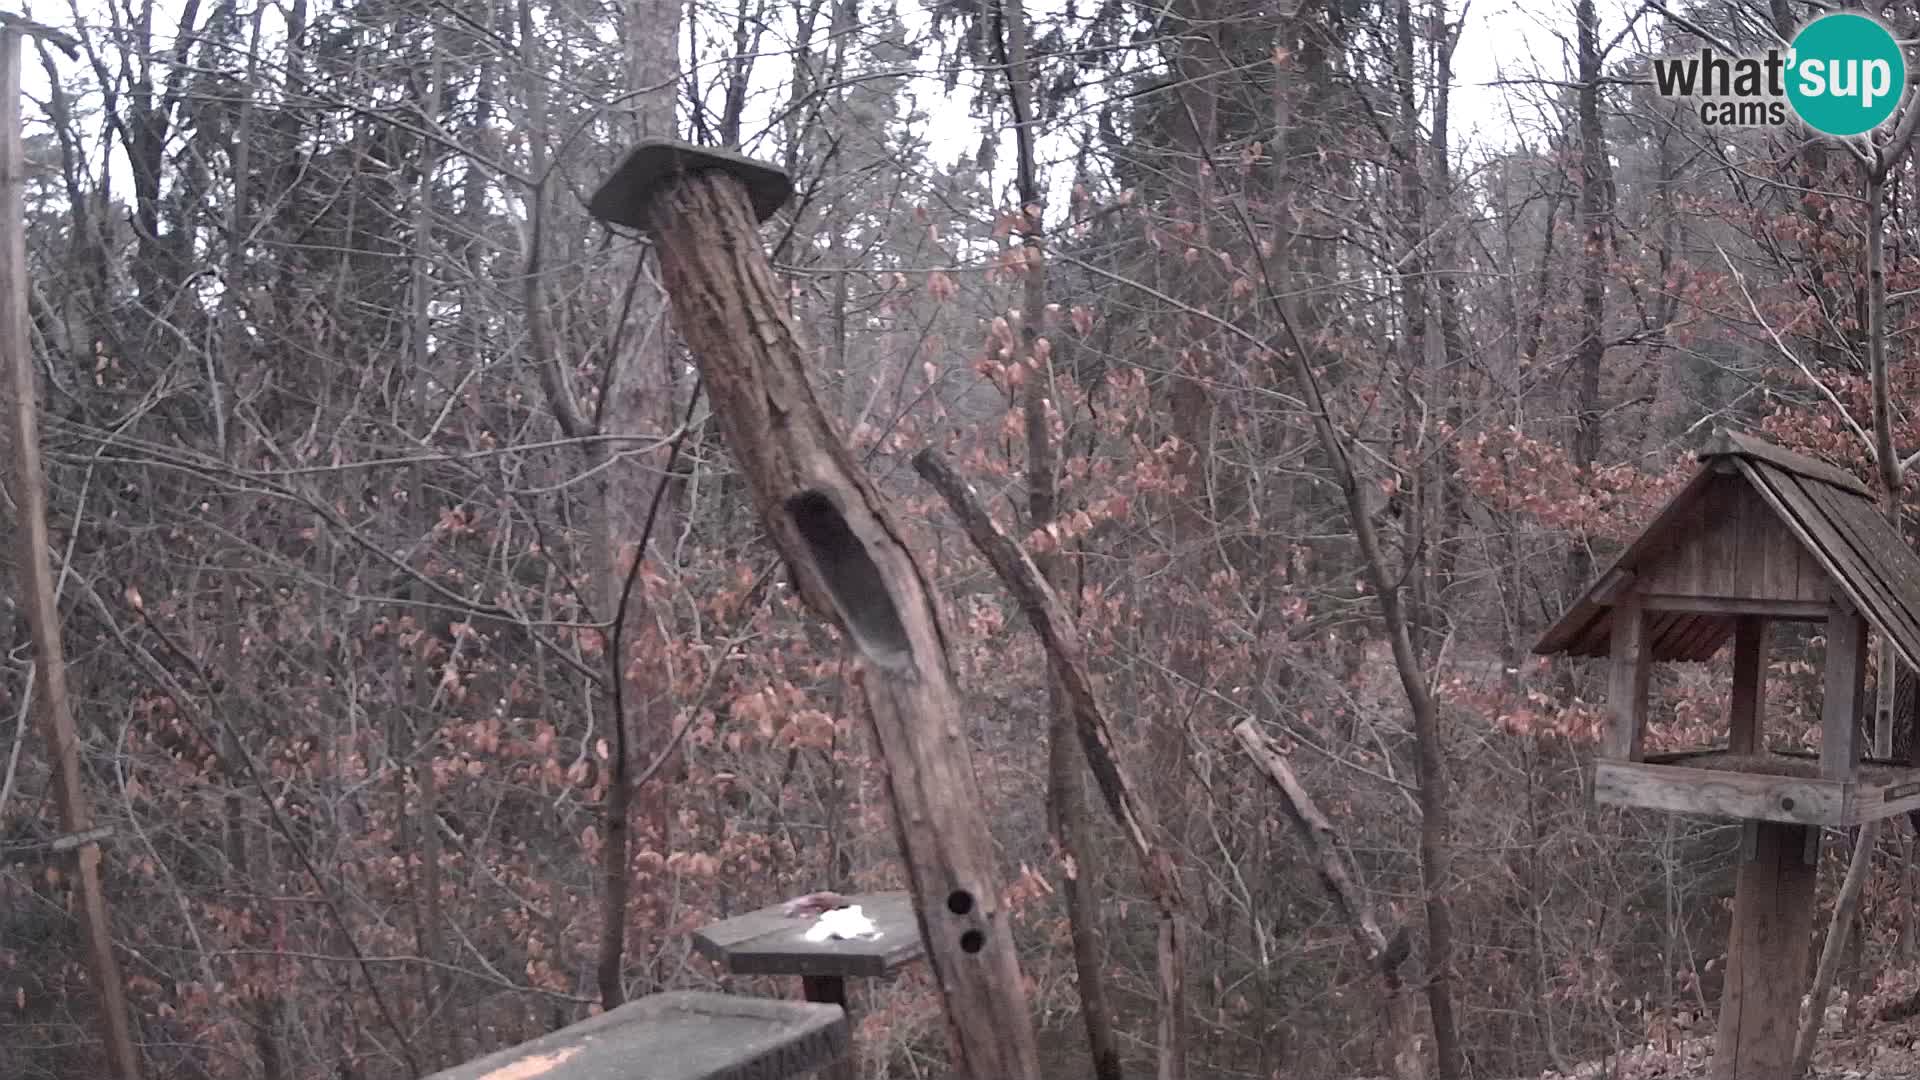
[1534, 429, 1920, 670]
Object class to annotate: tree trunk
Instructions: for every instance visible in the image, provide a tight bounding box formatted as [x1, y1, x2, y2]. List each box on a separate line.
[1567, 0, 1612, 600]
[629, 158, 1044, 1080]
[996, 0, 1124, 1072]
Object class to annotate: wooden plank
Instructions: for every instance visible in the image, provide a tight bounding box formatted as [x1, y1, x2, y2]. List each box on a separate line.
[425, 991, 849, 1080]
[1593, 761, 1846, 825]
[1639, 596, 1829, 619]
[1701, 428, 1873, 497]
[1671, 612, 1731, 662]
[1607, 594, 1651, 761]
[1534, 464, 1722, 655]
[1712, 476, 1743, 596]
[1805, 479, 1920, 672]
[1729, 617, 1766, 755]
[1795, 477, 1920, 649]
[1638, 478, 1831, 604]
[692, 892, 926, 979]
[1823, 608, 1868, 780]
[1712, 822, 1819, 1080]
[1673, 486, 1712, 595]
[1736, 461, 1913, 657]
[1651, 610, 1698, 658]
[1792, 476, 1920, 668]
[1851, 768, 1920, 825]
[1591, 568, 1635, 605]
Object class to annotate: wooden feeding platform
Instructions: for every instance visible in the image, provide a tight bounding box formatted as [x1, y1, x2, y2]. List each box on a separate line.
[1596, 747, 1920, 826]
[692, 892, 925, 1080]
[692, 891, 924, 981]
[1536, 429, 1920, 1079]
[424, 991, 849, 1080]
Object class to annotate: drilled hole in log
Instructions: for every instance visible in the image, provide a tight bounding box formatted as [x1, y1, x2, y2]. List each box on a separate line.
[946, 890, 974, 915]
[959, 929, 985, 954]
[786, 490, 912, 670]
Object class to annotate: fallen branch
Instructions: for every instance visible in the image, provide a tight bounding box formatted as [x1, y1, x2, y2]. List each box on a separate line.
[911, 448, 1186, 1080]
[1232, 719, 1425, 1080]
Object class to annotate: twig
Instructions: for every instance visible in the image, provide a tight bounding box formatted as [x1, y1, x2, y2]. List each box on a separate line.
[1713, 241, 1877, 457]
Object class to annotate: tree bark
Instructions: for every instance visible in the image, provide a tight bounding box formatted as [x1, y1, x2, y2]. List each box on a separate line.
[1567, 0, 1613, 600]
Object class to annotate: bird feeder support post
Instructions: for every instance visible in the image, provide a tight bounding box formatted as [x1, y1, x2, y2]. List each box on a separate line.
[801, 976, 851, 1080]
[1729, 616, 1767, 755]
[1606, 592, 1650, 762]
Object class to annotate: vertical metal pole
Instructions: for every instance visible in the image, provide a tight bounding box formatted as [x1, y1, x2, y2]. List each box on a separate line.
[0, 25, 142, 1079]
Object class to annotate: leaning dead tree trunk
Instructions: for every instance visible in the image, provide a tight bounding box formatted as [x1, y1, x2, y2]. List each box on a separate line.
[1233, 721, 1425, 1080]
[586, 141, 1041, 1080]
[912, 449, 1186, 1080]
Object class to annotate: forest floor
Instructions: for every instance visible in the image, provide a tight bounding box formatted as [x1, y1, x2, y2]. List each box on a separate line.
[1525, 971, 1920, 1079]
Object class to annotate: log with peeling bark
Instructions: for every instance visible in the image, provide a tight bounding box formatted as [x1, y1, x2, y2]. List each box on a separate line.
[586, 140, 1040, 1080]
[1232, 720, 1425, 1080]
[911, 448, 1187, 1080]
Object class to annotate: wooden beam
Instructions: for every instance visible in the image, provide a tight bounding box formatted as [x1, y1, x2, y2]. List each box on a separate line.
[1823, 607, 1868, 781]
[1712, 822, 1819, 1079]
[0, 26, 141, 1080]
[1593, 761, 1844, 825]
[1638, 596, 1830, 620]
[591, 141, 1040, 1080]
[1729, 617, 1767, 755]
[1592, 568, 1636, 605]
[1607, 594, 1651, 761]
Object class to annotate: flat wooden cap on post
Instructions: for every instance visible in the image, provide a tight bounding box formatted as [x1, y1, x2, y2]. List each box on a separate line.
[587, 140, 794, 231]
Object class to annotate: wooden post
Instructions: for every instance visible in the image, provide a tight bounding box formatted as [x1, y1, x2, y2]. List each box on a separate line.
[0, 23, 141, 1080]
[799, 977, 852, 1080]
[1729, 617, 1767, 755]
[587, 141, 1042, 1080]
[1712, 821, 1819, 1079]
[1822, 606, 1867, 780]
[1606, 594, 1650, 761]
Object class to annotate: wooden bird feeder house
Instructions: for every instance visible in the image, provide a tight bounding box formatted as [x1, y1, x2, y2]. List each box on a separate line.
[1537, 428, 1920, 1077]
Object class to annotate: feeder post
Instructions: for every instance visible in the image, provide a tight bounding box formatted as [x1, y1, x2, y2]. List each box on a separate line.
[1606, 593, 1650, 761]
[586, 141, 1042, 1080]
[1728, 617, 1767, 754]
[1822, 605, 1867, 781]
[1712, 821, 1819, 1079]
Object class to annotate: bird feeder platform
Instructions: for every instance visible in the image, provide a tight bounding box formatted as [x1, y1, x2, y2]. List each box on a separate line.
[1595, 747, 1920, 827]
[692, 892, 926, 1080]
[691, 891, 925, 981]
[1537, 429, 1920, 1078]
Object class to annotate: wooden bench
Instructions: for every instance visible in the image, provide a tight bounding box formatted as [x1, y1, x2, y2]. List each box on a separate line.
[425, 991, 849, 1080]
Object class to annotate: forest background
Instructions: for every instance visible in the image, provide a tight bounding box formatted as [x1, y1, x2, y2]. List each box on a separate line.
[4, 0, 1917, 1076]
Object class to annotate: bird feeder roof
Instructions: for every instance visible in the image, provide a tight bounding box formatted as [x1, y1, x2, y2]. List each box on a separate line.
[1534, 429, 1920, 670]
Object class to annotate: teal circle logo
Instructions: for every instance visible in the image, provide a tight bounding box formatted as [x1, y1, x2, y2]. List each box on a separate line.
[1787, 13, 1907, 136]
